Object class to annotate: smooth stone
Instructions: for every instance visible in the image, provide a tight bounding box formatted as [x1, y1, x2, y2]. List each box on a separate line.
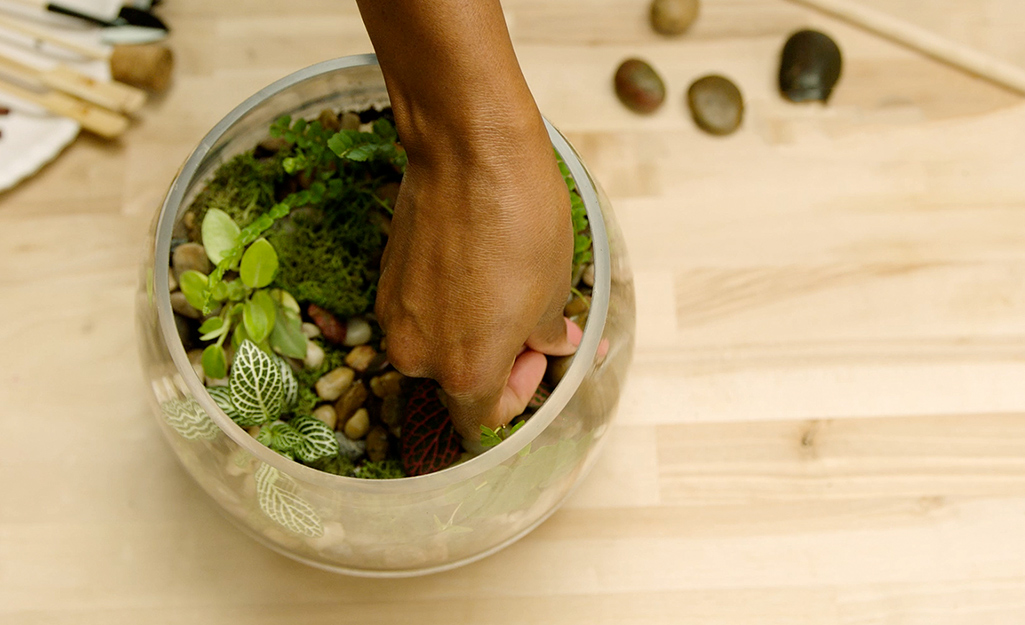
[172, 242, 211, 280]
[168, 271, 178, 293]
[545, 354, 576, 386]
[380, 394, 403, 432]
[687, 74, 744, 136]
[582, 263, 595, 287]
[335, 433, 367, 461]
[365, 426, 389, 462]
[779, 29, 843, 103]
[304, 340, 325, 370]
[170, 291, 202, 319]
[318, 108, 341, 132]
[344, 408, 370, 440]
[174, 313, 194, 350]
[186, 349, 205, 381]
[301, 322, 321, 339]
[340, 111, 361, 131]
[370, 371, 404, 398]
[650, 0, 699, 36]
[315, 366, 355, 401]
[334, 380, 368, 425]
[345, 344, 377, 373]
[312, 404, 338, 430]
[614, 58, 666, 114]
[343, 317, 373, 347]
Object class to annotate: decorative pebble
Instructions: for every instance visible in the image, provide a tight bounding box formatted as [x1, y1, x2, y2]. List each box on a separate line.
[366, 426, 390, 462]
[168, 271, 178, 293]
[301, 322, 321, 339]
[308, 304, 347, 344]
[343, 317, 373, 347]
[614, 59, 666, 114]
[545, 354, 575, 386]
[564, 294, 590, 318]
[345, 345, 377, 373]
[303, 340, 325, 370]
[344, 408, 370, 440]
[170, 291, 202, 319]
[186, 349, 205, 381]
[335, 432, 366, 460]
[174, 313, 194, 350]
[318, 108, 341, 132]
[381, 394, 403, 432]
[334, 380, 368, 425]
[340, 111, 361, 131]
[582, 263, 595, 287]
[687, 74, 744, 136]
[172, 242, 211, 280]
[779, 29, 843, 103]
[315, 366, 355, 401]
[312, 404, 338, 430]
[370, 371, 405, 398]
[650, 0, 699, 36]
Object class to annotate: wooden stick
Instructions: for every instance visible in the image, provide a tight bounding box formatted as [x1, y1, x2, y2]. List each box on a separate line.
[0, 13, 108, 60]
[784, 0, 1025, 96]
[0, 76, 128, 137]
[0, 51, 145, 113]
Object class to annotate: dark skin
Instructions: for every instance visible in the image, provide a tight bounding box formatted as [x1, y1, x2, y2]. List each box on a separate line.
[355, 0, 578, 439]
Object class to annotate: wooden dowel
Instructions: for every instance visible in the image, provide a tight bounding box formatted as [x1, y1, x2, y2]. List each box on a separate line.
[784, 0, 1025, 96]
[0, 51, 146, 113]
[0, 13, 108, 60]
[0, 77, 128, 137]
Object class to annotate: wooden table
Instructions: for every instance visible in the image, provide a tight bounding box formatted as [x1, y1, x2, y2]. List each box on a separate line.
[4, 0, 1025, 622]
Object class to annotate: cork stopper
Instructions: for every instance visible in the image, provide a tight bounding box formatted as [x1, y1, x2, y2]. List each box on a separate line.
[110, 43, 174, 93]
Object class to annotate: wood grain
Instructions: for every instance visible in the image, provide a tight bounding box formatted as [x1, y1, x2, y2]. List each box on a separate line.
[3, 0, 1025, 622]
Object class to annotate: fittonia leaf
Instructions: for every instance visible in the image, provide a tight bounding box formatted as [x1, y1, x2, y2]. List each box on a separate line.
[229, 340, 284, 426]
[290, 415, 340, 463]
[160, 397, 219, 441]
[254, 463, 323, 537]
[206, 385, 244, 425]
[257, 421, 303, 454]
[278, 357, 298, 409]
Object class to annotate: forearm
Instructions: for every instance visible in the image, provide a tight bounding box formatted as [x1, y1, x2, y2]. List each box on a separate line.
[355, 0, 546, 162]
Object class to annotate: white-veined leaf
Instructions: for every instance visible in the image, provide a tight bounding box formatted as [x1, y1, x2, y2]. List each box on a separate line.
[291, 415, 340, 463]
[277, 357, 298, 409]
[206, 385, 249, 426]
[160, 397, 219, 440]
[229, 340, 283, 426]
[257, 421, 302, 453]
[254, 463, 323, 537]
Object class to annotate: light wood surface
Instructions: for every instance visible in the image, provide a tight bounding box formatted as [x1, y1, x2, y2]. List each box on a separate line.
[3, 0, 1025, 622]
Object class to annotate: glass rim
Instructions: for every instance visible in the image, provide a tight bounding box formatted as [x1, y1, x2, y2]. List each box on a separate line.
[153, 54, 611, 493]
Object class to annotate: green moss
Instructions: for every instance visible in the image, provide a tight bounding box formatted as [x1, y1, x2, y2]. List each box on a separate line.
[355, 459, 406, 479]
[290, 384, 320, 419]
[309, 453, 356, 477]
[188, 152, 284, 233]
[267, 197, 382, 319]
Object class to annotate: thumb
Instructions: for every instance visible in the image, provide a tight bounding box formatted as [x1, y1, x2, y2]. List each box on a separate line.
[525, 315, 580, 357]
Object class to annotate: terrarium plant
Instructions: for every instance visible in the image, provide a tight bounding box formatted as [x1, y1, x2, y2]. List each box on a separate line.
[167, 106, 594, 480]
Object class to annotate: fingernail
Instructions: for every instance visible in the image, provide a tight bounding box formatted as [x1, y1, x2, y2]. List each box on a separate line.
[565, 317, 583, 347]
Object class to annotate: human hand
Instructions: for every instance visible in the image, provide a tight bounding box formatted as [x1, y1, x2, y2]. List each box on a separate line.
[376, 121, 578, 439]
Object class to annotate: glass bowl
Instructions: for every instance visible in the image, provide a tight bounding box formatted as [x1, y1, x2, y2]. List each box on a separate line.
[136, 54, 635, 576]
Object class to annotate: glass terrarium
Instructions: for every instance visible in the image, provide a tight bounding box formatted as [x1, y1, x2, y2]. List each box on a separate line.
[135, 54, 635, 576]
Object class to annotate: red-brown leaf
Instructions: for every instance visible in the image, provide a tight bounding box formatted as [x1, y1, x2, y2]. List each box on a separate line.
[400, 379, 463, 476]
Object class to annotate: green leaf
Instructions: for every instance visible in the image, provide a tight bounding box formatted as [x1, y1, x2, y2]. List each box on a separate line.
[201, 208, 241, 264]
[480, 425, 503, 448]
[198, 317, 223, 336]
[225, 279, 246, 301]
[290, 415, 341, 463]
[277, 357, 298, 409]
[206, 385, 244, 425]
[269, 306, 307, 359]
[258, 421, 303, 453]
[255, 464, 323, 537]
[232, 323, 249, 350]
[201, 344, 227, 379]
[228, 340, 284, 426]
[240, 238, 278, 289]
[270, 289, 300, 314]
[178, 270, 209, 310]
[160, 397, 219, 441]
[243, 290, 276, 344]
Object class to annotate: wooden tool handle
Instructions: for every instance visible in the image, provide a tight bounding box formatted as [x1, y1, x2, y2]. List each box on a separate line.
[0, 13, 107, 60]
[785, 0, 1025, 95]
[44, 65, 146, 113]
[0, 78, 128, 138]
